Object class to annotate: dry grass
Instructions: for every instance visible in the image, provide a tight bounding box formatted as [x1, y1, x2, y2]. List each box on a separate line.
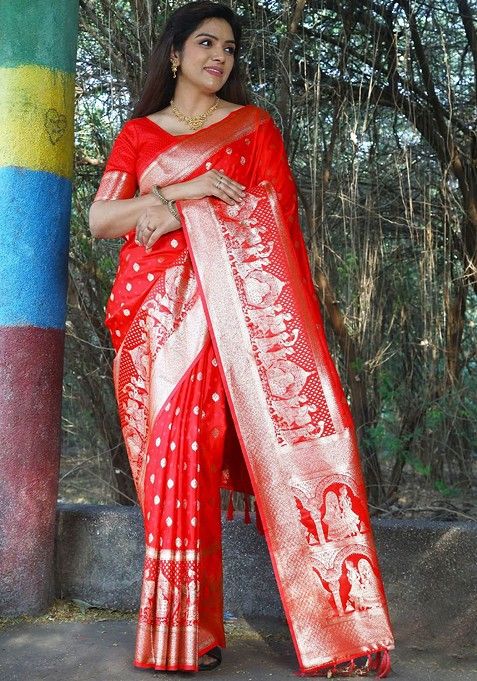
[0, 598, 135, 632]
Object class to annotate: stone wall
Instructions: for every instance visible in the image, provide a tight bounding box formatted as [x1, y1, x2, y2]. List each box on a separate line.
[54, 503, 476, 652]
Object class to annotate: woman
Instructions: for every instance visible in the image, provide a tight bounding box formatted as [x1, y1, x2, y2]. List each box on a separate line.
[89, 1, 394, 675]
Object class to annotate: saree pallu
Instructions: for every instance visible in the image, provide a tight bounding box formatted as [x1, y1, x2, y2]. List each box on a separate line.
[94, 104, 395, 674]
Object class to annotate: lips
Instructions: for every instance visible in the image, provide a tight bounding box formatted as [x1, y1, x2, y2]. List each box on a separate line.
[204, 67, 224, 77]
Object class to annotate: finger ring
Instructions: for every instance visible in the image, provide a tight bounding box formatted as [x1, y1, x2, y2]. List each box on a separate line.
[215, 178, 223, 189]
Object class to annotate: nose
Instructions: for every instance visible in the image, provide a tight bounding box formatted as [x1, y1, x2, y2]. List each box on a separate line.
[212, 47, 226, 62]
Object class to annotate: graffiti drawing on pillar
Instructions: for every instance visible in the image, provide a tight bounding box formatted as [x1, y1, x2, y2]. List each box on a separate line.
[310, 544, 384, 618]
[290, 473, 367, 545]
[44, 108, 67, 145]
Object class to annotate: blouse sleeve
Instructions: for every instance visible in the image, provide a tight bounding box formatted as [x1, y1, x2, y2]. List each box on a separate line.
[93, 120, 138, 201]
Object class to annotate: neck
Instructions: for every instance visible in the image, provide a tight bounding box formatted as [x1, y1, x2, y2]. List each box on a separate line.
[171, 81, 219, 114]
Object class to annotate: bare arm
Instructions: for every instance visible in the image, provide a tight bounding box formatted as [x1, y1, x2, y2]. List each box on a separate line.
[89, 169, 246, 242]
[160, 170, 245, 204]
[89, 193, 163, 239]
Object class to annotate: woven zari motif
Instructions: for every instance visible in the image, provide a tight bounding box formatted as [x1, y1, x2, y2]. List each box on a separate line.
[216, 189, 334, 444]
[180, 180, 395, 673]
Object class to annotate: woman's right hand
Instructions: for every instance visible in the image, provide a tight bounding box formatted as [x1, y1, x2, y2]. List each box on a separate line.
[136, 204, 180, 252]
[175, 170, 246, 206]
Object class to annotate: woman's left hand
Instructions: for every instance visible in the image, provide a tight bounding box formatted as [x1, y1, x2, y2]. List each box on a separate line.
[135, 204, 181, 252]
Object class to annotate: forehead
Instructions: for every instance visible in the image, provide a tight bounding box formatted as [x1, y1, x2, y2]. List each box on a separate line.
[192, 17, 235, 40]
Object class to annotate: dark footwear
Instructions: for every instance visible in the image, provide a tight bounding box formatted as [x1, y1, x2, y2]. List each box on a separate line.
[316, 650, 390, 678]
[317, 656, 371, 677]
[198, 646, 222, 671]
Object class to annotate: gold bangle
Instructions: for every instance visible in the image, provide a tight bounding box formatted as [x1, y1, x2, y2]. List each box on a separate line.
[151, 184, 167, 204]
[152, 185, 179, 221]
[168, 201, 179, 221]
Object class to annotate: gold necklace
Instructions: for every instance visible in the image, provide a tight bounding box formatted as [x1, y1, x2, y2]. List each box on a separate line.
[169, 97, 220, 131]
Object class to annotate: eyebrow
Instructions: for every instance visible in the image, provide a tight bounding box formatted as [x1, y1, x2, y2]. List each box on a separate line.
[194, 32, 236, 44]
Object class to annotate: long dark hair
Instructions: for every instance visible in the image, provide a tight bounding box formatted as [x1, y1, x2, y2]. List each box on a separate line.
[131, 1, 250, 118]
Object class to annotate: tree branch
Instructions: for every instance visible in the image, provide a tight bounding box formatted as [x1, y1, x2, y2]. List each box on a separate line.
[456, 0, 477, 104]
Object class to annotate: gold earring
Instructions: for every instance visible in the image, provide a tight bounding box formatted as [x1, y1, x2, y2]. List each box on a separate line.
[171, 58, 178, 79]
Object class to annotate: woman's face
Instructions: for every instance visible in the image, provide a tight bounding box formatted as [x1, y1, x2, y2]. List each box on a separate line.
[173, 18, 236, 94]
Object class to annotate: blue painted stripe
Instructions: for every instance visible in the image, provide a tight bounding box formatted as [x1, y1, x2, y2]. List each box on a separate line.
[0, 167, 71, 328]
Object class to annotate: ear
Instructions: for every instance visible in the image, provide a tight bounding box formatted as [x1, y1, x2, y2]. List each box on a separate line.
[170, 48, 180, 63]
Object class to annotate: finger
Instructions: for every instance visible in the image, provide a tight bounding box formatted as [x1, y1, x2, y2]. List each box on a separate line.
[139, 219, 153, 244]
[223, 185, 245, 202]
[144, 231, 154, 251]
[136, 211, 152, 236]
[222, 176, 245, 192]
[211, 177, 233, 199]
[215, 177, 246, 200]
[135, 218, 145, 242]
[144, 223, 159, 248]
[145, 228, 160, 251]
[216, 188, 236, 206]
[214, 172, 246, 192]
[215, 181, 245, 204]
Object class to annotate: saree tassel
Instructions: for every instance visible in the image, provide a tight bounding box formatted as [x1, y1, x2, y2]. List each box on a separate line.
[244, 494, 251, 524]
[376, 650, 391, 678]
[227, 491, 235, 520]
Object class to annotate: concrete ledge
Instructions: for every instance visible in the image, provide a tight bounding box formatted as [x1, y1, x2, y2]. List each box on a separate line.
[54, 503, 477, 651]
[54, 504, 144, 610]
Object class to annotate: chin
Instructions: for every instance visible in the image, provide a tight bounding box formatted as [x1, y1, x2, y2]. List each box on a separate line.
[202, 73, 228, 89]
[201, 82, 223, 95]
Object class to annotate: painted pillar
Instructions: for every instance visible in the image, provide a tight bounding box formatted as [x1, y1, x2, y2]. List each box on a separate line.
[0, 1, 79, 615]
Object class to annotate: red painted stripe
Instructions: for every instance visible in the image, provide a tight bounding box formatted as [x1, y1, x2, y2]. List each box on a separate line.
[0, 326, 65, 614]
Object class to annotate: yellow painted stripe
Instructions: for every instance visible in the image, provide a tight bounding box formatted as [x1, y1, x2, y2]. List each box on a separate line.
[0, 65, 75, 179]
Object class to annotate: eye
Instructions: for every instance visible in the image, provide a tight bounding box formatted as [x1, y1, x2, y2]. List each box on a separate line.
[198, 39, 235, 55]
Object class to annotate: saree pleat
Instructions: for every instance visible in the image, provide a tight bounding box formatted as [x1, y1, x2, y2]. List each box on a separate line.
[134, 339, 227, 670]
[106, 237, 229, 669]
[94, 104, 394, 675]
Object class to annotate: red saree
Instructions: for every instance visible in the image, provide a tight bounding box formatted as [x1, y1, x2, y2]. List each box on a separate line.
[94, 104, 395, 674]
